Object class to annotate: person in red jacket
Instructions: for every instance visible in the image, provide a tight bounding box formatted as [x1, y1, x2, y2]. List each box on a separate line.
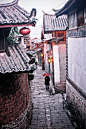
[45, 76, 50, 90]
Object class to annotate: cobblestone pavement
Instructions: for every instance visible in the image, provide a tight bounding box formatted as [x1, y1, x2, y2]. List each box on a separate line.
[28, 66, 75, 129]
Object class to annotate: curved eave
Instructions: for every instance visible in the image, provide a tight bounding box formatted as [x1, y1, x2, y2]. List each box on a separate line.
[0, 0, 37, 27]
[42, 10, 55, 16]
[55, 0, 78, 17]
[0, 68, 31, 74]
[0, 22, 35, 28]
[52, 9, 59, 13]
[0, 0, 18, 7]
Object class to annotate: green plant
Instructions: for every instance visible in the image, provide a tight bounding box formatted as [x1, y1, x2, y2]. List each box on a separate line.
[7, 27, 19, 44]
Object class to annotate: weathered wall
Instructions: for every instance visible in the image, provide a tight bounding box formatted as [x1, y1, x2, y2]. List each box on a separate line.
[66, 80, 86, 128]
[68, 37, 86, 93]
[66, 36, 86, 128]
[53, 43, 66, 93]
[59, 43, 66, 82]
[53, 45, 60, 84]
[44, 43, 51, 73]
[0, 72, 32, 129]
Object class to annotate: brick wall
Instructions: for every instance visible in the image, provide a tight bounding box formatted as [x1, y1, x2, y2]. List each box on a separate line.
[66, 80, 86, 128]
[0, 72, 32, 129]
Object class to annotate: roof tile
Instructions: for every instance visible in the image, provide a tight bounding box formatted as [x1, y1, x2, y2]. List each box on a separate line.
[0, 44, 31, 74]
[0, 0, 36, 27]
[43, 13, 68, 32]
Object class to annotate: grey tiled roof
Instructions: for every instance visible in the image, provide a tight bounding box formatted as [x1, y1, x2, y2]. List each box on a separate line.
[43, 13, 68, 32]
[0, 0, 36, 27]
[26, 51, 35, 57]
[55, 0, 85, 17]
[0, 44, 32, 74]
[55, 0, 77, 17]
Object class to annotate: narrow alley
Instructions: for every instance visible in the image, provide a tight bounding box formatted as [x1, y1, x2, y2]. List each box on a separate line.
[28, 66, 75, 129]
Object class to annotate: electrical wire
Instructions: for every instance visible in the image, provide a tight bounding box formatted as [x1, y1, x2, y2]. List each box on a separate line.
[31, 0, 68, 37]
[37, 0, 68, 19]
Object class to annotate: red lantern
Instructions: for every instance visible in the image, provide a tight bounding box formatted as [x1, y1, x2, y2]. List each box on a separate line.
[20, 27, 30, 35]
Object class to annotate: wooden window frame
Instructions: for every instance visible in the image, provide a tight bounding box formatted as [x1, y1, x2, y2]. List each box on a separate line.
[68, 10, 77, 29]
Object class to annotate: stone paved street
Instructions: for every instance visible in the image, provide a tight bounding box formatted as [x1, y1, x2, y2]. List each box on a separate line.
[28, 66, 75, 129]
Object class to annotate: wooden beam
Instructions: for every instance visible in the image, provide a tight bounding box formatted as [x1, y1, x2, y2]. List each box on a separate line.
[0, 23, 34, 28]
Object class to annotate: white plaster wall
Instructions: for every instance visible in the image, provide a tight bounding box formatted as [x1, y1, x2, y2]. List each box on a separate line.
[68, 37, 86, 93]
[50, 61, 52, 72]
[21, 37, 26, 48]
[58, 44, 66, 82]
[44, 43, 49, 72]
[53, 45, 60, 84]
[44, 43, 47, 61]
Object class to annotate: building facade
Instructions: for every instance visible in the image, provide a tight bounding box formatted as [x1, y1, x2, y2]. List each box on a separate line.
[43, 12, 68, 93]
[0, 0, 37, 128]
[55, 0, 86, 128]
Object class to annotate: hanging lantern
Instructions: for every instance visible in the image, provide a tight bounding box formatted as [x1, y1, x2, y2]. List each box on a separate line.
[41, 53, 43, 57]
[48, 58, 51, 63]
[19, 27, 30, 35]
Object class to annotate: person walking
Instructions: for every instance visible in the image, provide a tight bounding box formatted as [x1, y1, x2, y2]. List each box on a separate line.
[45, 76, 50, 90]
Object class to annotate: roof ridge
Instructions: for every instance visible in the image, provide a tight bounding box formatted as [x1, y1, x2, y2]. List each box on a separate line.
[42, 10, 55, 16]
[0, 0, 18, 7]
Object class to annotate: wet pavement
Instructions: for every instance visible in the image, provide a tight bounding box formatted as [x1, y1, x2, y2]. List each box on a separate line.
[28, 66, 75, 129]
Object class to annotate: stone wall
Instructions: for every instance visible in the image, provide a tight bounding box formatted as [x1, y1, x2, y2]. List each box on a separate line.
[66, 80, 86, 129]
[66, 23, 86, 129]
[0, 72, 32, 129]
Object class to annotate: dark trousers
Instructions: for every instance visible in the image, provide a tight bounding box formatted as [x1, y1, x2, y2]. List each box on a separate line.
[45, 85, 49, 90]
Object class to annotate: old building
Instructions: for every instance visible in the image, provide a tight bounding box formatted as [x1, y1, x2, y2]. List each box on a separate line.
[43, 12, 68, 93]
[30, 38, 43, 66]
[55, 0, 86, 128]
[0, 0, 36, 128]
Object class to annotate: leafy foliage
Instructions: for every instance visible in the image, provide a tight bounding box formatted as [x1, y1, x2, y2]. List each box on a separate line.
[7, 27, 19, 44]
